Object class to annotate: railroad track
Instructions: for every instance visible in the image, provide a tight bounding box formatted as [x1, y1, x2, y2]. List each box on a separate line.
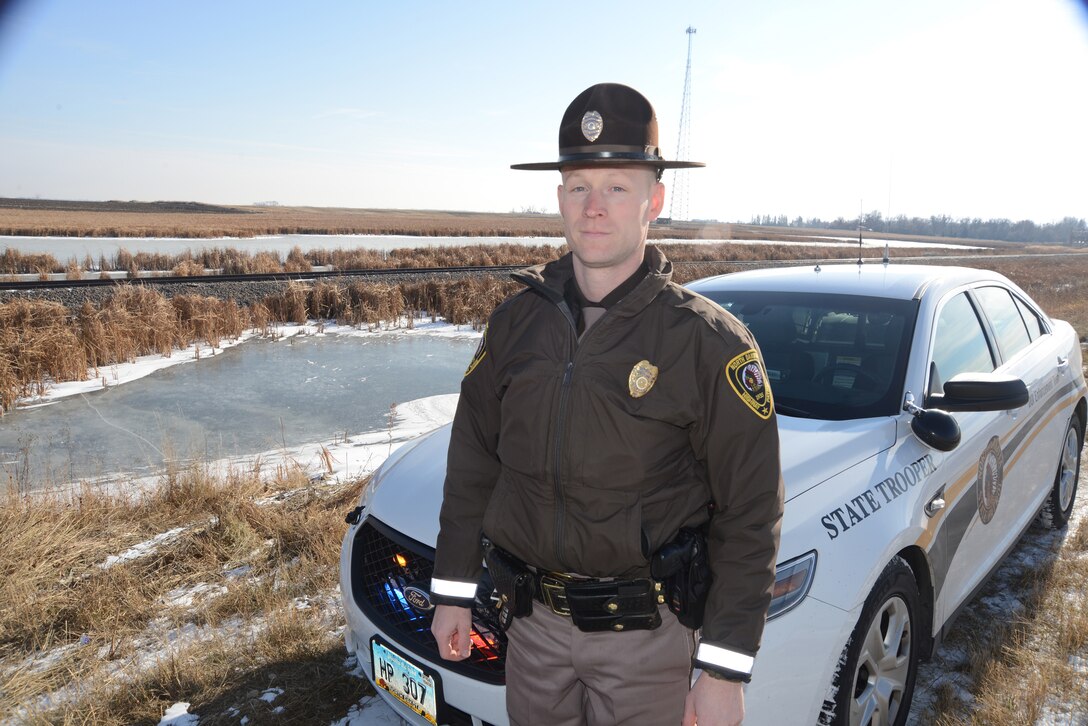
[2, 251, 1084, 292]
[0, 264, 528, 291]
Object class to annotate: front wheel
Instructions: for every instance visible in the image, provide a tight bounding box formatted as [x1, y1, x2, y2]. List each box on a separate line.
[823, 556, 920, 726]
[1040, 413, 1083, 529]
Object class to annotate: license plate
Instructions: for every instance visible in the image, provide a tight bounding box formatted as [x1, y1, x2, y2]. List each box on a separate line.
[372, 639, 439, 724]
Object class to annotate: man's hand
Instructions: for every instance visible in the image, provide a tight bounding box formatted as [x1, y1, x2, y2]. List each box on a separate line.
[682, 672, 745, 726]
[430, 604, 473, 661]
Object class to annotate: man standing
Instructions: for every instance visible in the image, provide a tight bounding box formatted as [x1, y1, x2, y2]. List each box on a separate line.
[430, 83, 783, 726]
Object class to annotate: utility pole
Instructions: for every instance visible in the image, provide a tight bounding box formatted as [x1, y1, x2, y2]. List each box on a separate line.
[669, 26, 696, 222]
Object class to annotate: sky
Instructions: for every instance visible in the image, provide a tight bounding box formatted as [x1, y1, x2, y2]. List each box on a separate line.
[0, 0, 1086, 224]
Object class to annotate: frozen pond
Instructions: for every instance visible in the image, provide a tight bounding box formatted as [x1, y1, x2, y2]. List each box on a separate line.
[0, 232, 981, 265]
[0, 233, 566, 264]
[0, 331, 478, 487]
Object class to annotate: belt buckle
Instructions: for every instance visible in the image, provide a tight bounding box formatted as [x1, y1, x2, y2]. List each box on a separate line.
[539, 574, 571, 616]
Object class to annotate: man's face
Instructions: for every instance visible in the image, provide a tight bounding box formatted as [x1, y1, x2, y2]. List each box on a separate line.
[557, 166, 665, 274]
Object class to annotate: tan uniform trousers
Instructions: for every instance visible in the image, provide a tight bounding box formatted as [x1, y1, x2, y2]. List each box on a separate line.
[505, 604, 696, 726]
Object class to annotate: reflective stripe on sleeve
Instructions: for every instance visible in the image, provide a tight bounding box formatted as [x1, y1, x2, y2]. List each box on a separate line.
[695, 642, 755, 675]
[430, 577, 478, 599]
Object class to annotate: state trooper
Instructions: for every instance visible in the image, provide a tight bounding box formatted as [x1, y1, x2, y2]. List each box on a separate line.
[430, 82, 783, 726]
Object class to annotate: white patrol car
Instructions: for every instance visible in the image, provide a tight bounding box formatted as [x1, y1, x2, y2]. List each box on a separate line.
[339, 262, 1086, 726]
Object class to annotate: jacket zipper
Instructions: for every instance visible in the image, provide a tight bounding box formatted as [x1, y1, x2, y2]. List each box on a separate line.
[554, 359, 574, 565]
[552, 299, 580, 567]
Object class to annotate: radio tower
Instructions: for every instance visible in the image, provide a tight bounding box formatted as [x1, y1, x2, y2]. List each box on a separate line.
[669, 26, 696, 222]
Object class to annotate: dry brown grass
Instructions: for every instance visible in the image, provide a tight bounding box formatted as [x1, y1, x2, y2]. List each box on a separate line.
[917, 477, 1088, 724]
[0, 299, 87, 409]
[0, 248, 60, 275]
[1, 202, 1046, 249]
[6, 245, 1088, 415]
[970, 513, 1088, 723]
[0, 204, 572, 240]
[0, 238, 567, 274]
[0, 228, 1014, 276]
[0, 465, 370, 724]
[1, 290, 248, 412]
[169, 259, 205, 277]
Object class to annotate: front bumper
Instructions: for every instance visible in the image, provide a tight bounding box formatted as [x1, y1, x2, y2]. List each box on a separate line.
[340, 519, 509, 726]
[746, 595, 854, 725]
[342, 615, 508, 726]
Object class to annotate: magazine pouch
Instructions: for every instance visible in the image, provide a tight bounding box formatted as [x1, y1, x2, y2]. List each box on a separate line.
[564, 578, 662, 632]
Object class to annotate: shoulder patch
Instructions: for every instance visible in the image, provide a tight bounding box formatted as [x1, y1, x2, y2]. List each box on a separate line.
[725, 349, 773, 419]
[464, 326, 487, 377]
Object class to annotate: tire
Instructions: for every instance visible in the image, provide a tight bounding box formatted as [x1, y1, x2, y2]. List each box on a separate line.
[1040, 413, 1083, 529]
[823, 556, 920, 726]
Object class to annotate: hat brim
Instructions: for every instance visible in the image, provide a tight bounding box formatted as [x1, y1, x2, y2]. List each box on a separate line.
[511, 159, 705, 171]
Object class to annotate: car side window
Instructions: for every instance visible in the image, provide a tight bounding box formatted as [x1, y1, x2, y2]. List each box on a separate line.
[974, 286, 1032, 361]
[1013, 296, 1047, 341]
[931, 292, 994, 392]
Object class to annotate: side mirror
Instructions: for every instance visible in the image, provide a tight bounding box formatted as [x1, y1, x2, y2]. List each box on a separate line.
[909, 408, 961, 451]
[926, 373, 1029, 412]
[905, 373, 1028, 452]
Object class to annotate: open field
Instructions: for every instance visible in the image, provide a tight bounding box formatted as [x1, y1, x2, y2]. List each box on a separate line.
[0, 198, 1032, 248]
[2, 225, 1087, 722]
[0, 201, 567, 240]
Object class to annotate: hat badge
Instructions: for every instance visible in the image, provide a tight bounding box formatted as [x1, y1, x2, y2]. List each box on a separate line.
[581, 110, 603, 142]
[628, 360, 659, 398]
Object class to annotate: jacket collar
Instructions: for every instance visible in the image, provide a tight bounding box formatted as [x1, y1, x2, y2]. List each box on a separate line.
[513, 245, 672, 316]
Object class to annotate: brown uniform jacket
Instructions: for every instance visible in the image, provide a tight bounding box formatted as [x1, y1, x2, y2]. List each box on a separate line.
[433, 246, 783, 673]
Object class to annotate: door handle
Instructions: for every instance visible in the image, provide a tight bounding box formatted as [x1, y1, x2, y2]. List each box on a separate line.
[925, 489, 946, 518]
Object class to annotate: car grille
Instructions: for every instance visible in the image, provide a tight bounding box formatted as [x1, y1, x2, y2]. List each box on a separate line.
[350, 516, 507, 685]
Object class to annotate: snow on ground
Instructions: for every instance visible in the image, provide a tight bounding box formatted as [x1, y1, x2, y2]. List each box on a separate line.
[98, 526, 189, 569]
[654, 235, 985, 250]
[14, 317, 1086, 725]
[812, 235, 986, 250]
[906, 456, 1088, 725]
[7, 318, 471, 725]
[177, 389, 460, 494]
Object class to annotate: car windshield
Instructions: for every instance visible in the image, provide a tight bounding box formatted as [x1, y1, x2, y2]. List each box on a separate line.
[702, 291, 919, 420]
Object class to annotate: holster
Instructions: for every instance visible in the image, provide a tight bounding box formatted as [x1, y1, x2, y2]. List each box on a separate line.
[483, 542, 534, 631]
[650, 526, 712, 629]
[565, 579, 662, 632]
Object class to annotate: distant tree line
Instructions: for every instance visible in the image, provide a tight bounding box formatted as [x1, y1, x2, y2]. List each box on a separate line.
[748, 212, 1088, 245]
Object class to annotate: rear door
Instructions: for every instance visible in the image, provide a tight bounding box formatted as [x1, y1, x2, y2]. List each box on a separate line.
[970, 285, 1066, 540]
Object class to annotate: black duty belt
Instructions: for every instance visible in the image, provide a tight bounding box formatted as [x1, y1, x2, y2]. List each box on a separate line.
[532, 570, 664, 632]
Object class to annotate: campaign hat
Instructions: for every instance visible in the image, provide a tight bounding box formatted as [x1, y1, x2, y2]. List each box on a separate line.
[510, 83, 705, 171]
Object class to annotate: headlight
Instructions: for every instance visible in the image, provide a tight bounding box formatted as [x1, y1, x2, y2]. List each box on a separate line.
[767, 550, 817, 620]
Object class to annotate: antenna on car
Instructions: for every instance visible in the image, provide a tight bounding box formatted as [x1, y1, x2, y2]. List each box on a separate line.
[883, 243, 890, 265]
[856, 201, 864, 267]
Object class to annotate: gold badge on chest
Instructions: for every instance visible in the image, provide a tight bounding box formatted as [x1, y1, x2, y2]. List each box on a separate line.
[628, 360, 659, 398]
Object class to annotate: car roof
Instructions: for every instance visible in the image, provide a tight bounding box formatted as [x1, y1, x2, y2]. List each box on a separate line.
[686, 263, 1012, 301]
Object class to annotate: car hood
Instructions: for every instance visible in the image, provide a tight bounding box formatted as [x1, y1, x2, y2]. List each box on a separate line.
[777, 415, 897, 502]
[366, 423, 455, 547]
[366, 416, 898, 547]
